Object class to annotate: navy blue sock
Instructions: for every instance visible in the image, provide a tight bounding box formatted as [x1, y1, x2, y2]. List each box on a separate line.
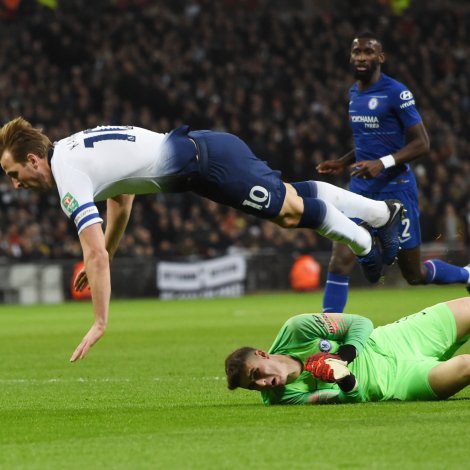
[297, 197, 327, 229]
[291, 181, 318, 198]
[323, 272, 350, 313]
[423, 259, 470, 284]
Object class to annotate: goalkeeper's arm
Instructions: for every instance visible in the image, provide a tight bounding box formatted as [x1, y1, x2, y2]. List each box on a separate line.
[315, 357, 362, 402]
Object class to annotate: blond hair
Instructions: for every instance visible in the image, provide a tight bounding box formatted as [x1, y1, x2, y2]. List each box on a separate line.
[0, 117, 52, 164]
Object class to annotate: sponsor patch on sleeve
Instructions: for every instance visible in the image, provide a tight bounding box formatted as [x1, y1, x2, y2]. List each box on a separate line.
[62, 192, 79, 214]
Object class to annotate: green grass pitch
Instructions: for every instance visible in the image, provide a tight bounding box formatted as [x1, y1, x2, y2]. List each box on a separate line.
[1, 285, 469, 469]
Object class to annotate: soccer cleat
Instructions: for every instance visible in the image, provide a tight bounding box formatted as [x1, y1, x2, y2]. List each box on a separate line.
[357, 224, 383, 284]
[376, 200, 404, 266]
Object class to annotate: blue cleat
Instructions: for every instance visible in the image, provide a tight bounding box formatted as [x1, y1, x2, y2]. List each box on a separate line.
[376, 200, 404, 266]
[357, 224, 383, 284]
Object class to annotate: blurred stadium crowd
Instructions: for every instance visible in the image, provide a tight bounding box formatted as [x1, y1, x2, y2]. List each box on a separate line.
[0, 0, 469, 261]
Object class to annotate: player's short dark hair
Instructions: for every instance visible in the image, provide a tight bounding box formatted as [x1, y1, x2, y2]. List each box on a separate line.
[225, 347, 256, 390]
[354, 31, 383, 47]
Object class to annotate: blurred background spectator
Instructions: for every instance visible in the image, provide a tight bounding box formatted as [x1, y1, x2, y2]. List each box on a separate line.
[0, 0, 468, 261]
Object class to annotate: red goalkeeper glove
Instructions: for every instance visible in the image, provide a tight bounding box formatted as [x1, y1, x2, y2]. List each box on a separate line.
[304, 353, 340, 370]
[304, 353, 349, 383]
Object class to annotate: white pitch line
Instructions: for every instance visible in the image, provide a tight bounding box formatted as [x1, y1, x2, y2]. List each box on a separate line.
[0, 376, 223, 384]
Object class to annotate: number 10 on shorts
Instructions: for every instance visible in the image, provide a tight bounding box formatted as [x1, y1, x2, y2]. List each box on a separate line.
[242, 185, 271, 211]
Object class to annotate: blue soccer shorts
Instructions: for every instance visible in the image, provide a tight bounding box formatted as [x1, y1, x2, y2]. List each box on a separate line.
[357, 188, 421, 249]
[188, 130, 286, 219]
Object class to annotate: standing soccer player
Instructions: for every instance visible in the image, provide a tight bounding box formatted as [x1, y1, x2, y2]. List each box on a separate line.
[317, 32, 470, 313]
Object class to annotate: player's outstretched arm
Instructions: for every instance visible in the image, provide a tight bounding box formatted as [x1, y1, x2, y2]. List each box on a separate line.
[73, 195, 135, 293]
[71, 223, 111, 362]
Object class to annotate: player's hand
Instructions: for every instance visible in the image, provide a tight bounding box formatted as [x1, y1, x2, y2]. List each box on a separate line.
[305, 353, 340, 382]
[349, 160, 384, 179]
[316, 160, 346, 176]
[70, 322, 106, 362]
[304, 353, 349, 383]
[304, 352, 341, 370]
[73, 265, 90, 292]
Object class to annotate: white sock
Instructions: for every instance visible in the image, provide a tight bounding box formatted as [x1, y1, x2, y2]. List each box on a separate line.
[464, 266, 470, 284]
[315, 181, 389, 227]
[316, 201, 372, 256]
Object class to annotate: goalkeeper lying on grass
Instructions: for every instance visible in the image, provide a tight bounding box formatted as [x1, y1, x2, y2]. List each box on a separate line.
[225, 297, 470, 404]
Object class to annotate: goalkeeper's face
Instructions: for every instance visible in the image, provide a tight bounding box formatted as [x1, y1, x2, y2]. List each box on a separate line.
[239, 350, 291, 391]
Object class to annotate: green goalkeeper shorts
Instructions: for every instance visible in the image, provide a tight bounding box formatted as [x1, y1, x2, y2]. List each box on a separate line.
[369, 302, 457, 401]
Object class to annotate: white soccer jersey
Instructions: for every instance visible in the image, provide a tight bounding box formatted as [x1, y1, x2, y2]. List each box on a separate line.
[51, 126, 170, 234]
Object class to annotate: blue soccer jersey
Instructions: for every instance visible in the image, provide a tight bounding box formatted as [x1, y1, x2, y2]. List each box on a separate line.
[348, 73, 422, 194]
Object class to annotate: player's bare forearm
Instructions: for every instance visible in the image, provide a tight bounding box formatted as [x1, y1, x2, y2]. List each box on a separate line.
[339, 148, 356, 164]
[71, 224, 111, 362]
[84, 247, 110, 328]
[316, 149, 355, 175]
[105, 194, 135, 260]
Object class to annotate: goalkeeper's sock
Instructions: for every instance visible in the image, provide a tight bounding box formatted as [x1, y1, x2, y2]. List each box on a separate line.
[297, 198, 372, 256]
[323, 272, 350, 313]
[423, 259, 470, 284]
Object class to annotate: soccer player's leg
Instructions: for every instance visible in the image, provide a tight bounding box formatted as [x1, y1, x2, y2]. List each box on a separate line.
[322, 242, 356, 313]
[422, 259, 470, 290]
[297, 180, 391, 228]
[290, 181, 390, 283]
[372, 300, 470, 400]
[191, 138, 383, 281]
[445, 297, 470, 344]
[194, 153, 379, 261]
[428, 355, 470, 399]
[396, 298, 470, 400]
[413, 298, 470, 400]
[398, 246, 470, 289]
[276, 187, 383, 283]
[397, 246, 428, 285]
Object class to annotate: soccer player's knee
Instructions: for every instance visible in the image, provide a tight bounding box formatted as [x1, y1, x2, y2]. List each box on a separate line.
[276, 213, 299, 228]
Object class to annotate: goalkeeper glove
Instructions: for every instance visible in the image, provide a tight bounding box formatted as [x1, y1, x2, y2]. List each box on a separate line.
[304, 353, 350, 383]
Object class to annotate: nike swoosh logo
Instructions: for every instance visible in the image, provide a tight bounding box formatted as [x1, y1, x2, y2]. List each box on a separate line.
[265, 193, 271, 209]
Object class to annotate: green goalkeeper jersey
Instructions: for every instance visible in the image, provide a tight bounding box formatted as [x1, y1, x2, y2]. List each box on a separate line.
[262, 313, 373, 405]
